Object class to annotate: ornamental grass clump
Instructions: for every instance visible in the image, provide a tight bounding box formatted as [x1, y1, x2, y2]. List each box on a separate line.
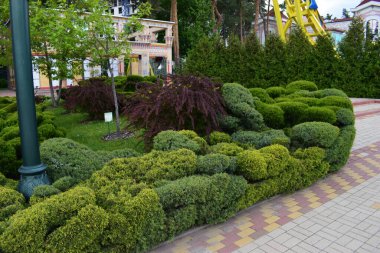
[124, 75, 226, 141]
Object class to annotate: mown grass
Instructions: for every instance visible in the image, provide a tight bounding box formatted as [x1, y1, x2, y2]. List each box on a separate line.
[48, 106, 144, 153]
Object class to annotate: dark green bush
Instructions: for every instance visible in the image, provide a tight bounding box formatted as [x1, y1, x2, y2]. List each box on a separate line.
[286, 80, 318, 93]
[209, 142, 244, 156]
[318, 96, 353, 110]
[0, 79, 7, 88]
[209, 131, 232, 145]
[127, 75, 144, 83]
[0, 138, 20, 178]
[291, 122, 340, 148]
[276, 102, 309, 126]
[37, 123, 65, 141]
[237, 150, 267, 182]
[52, 176, 77, 192]
[45, 204, 109, 253]
[0, 126, 19, 141]
[266, 86, 286, 98]
[155, 173, 247, 227]
[313, 88, 348, 98]
[218, 115, 241, 133]
[291, 97, 319, 106]
[301, 107, 337, 124]
[0, 173, 17, 190]
[336, 108, 355, 126]
[249, 88, 275, 104]
[255, 101, 285, 129]
[326, 126, 356, 172]
[41, 138, 104, 182]
[0, 186, 25, 222]
[232, 130, 290, 149]
[165, 205, 197, 239]
[0, 187, 96, 253]
[178, 130, 209, 154]
[30, 185, 61, 205]
[196, 154, 231, 175]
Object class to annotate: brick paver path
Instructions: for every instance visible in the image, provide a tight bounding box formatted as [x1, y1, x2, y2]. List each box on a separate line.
[150, 101, 380, 253]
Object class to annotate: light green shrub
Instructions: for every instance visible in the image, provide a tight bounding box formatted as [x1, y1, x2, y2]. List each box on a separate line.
[301, 107, 337, 124]
[249, 88, 275, 104]
[276, 102, 309, 126]
[232, 130, 290, 149]
[0, 186, 25, 222]
[260, 145, 291, 177]
[196, 154, 231, 175]
[318, 96, 353, 110]
[30, 185, 61, 205]
[153, 130, 201, 154]
[286, 80, 318, 93]
[209, 131, 232, 145]
[255, 101, 285, 129]
[266, 86, 286, 98]
[313, 88, 348, 98]
[291, 122, 340, 148]
[210, 142, 244, 156]
[52, 176, 77, 192]
[237, 150, 267, 182]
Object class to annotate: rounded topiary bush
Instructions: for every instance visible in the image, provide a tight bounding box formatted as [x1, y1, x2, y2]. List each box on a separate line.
[255, 102, 285, 129]
[237, 150, 267, 182]
[302, 107, 337, 124]
[266, 86, 286, 98]
[232, 130, 290, 149]
[318, 96, 353, 110]
[218, 115, 240, 133]
[336, 108, 355, 126]
[222, 83, 255, 107]
[276, 102, 309, 126]
[153, 130, 201, 153]
[260, 144, 291, 177]
[52, 176, 77, 192]
[313, 88, 348, 98]
[209, 131, 232, 145]
[286, 80, 318, 93]
[291, 97, 319, 106]
[30, 185, 61, 205]
[210, 142, 244, 156]
[249, 88, 275, 104]
[196, 154, 231, 175]
[0, 186, 25, 221]
[291, 122, 340, 148]
[0, 138, 20, 178]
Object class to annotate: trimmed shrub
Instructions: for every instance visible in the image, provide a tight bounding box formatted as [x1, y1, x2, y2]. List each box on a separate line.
[165, 205, 197, 239]
[260, 145, 291, 177]
[209, 131, 232, 145]
[45, 204, 109, 253]
[52, 176, 77, 192]
[318, 96, 353, 110]
[313, 88, 348, 98]
[291, 122, 340, 148]
[210, 142, 244, 156]
[291, 97, 319, 106]
[238, 179, 279, 210]
[41, 138, 104, 182]
[266, 86, 286, 98]
[153, 130, 201, 154]
[178, 130, 209, 154]
[232, 130, 290, 149]
[276, 102, 309, 126]
[286, 80, 318, 93]
[255, 101, 285, 129]
[196, 154, 231, 175]
[0, 186, 25, 222]
[326, 126, 356, 172]
[0, 187, 96, 253]
[155, 173, 247, 227]
[249, 88, 275, 104]
[336, 108, 355, 126]
[218, 115, 240, 133]
[37, 123, 65, 141]
[0, 138, 20, 178]
[301, 107, 337, 124]
[0, 126, 19, 141]
[222, 83, 255, 107]
[237, 150, 267, 182]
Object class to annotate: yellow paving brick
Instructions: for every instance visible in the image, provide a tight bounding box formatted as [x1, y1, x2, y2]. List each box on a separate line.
[237, 222, 254, 230]
[204, 228, 223, 238]
[288, 212, 303, 219]
[307, 196, 321, 202]
[207, 243, 225, 252]
[327, 193, 338, 199]
[206, 234, 225, 244]
[262, 211, 275, 218]
[342, 185, 353, 191]
[171, 247, 190, 253]
[237, 228, 256, 237]
[371, 203, 380, 209]
[284, 201, 298, 207]
[309, 202, 322, 208]
[303, 192, 317, 198]
[264, 223, 281, 232]
[265, 216, 280, 224]
[288, 205, 302, 212]
[325, 189, 336, 194]
[235, 237, 254, 247]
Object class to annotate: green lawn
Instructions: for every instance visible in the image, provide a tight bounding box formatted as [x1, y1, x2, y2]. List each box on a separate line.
[48, 106, 144, 153]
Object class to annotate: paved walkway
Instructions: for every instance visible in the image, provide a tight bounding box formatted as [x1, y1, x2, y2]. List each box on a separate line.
[151, 101, 380, 253]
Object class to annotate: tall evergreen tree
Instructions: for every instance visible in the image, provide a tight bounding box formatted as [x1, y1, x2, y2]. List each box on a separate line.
[242, 32, 264, 87]
[263, 34, 287, 87]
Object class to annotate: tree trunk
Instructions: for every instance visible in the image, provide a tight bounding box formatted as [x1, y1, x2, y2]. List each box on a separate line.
[254, 0, 260, 33]
[56, 79, 63, 106]
[109, 59, 121, 136]
[266, 0, 271, 38]
[171, 0, 180, 66]
[239, 0, 243, 42]
[43, 41, 56, 107]
[211, 0, 222, 33]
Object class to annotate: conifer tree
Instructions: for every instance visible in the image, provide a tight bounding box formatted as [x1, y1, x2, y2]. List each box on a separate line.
[242, 33, 265, 87]
[263, 34, 287, 87]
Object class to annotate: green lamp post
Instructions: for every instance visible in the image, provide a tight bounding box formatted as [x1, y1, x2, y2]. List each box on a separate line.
[10, 0, 50, 198]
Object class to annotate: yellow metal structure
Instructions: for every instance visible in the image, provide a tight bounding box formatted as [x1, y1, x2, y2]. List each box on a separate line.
[273, 0, 326, 44]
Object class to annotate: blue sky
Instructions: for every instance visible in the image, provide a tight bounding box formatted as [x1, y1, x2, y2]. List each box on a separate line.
[316, 0, 359, 18]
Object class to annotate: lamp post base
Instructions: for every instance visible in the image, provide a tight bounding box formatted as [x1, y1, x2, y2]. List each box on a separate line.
[18, 164, 50, 199]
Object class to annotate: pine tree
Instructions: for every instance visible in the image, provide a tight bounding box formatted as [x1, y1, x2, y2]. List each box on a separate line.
[242, 32, 265, 88]
[263, 34, 287, 87]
